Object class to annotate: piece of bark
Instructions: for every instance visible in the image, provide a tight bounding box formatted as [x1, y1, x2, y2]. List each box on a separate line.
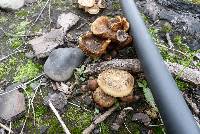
[85, 59, 142, 74]
[29, 28, 65, 58]
[85, 59, 200, 85]
[83, 106, 117, 134]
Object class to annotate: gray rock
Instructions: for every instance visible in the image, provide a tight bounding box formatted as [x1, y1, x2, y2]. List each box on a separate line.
[43, 92, 68, 111]
[0, 89, 25, 121]
[44, 48, 84, 81]
[29, 28, 65, 58]
[0, 0, 24, 10]
[57, 13, 80, 31]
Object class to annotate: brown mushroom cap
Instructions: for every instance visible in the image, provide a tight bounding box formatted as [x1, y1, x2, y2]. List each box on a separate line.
[79, 32, 111, 58]
[109, 16, 130, 32]
[91, 16, 110, 35]
[93, 87, 115, 108]
[116, 30, 133, 49]
[97, 69, 134, 97]
[78, 0, 95, 7]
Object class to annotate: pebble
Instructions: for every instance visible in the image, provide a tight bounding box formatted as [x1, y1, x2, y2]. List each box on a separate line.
[44, 48, 84, 81]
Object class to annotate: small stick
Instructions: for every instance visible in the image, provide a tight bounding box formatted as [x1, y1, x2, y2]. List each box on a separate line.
[48, 100, 71, 134]
[0, 122, 13, 133]
[166, 33, 174, 49]
[33, 0, 51, 25]
[83, 106, 117, 134]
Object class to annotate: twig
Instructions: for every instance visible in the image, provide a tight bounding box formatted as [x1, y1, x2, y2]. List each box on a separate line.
[83, 106, 117, 134]
[124, 122, 132, 134]
[0, 122, 13, 133]
[0, 73, 44, 96]
[33, 0, 51, 25]
[48, 100, 71, 134]
[157, 44, 188, 57]
[76, 22, 87, 30]
[148, 124, 164, 127]
[48, 0, 52, 25]
[8, 122, 12, 134]
[166, 33, 174, 49]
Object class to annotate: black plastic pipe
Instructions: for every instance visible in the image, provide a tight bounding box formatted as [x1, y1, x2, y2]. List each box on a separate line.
[120, 0, 200, 134]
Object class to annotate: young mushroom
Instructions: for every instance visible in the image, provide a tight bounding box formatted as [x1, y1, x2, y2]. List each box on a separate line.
[78, 0, 95, 7]
[79, 32, 111, 58]
[93, 87, 115, 108]
[97, 69, 134, 97]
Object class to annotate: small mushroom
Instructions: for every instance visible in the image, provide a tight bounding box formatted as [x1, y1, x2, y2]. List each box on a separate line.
[93, 87, 115, 108]
[87, 79, 98, 91]
[91, 16, 117, 41]
[97, 69, 134, 97]
[109, 16, 130, 32]
[116, 30, 133, 49]
[85, 4, 100, 15]
[79, 32, 111, 58]
[78, 0, 95, 7]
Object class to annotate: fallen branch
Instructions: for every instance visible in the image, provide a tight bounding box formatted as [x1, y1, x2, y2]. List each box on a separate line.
[0, 122, 13, 133]
[85, 59, 200, 85]
[83, 106, 117, 134]
[85, 59, 142, 75]
[49, 100, 71, 134]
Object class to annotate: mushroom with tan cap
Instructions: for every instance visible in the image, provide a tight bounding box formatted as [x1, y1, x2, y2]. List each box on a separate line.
[78, 0, 95, 7]
[79, 32, 111, 58]
[78, 0, 106, 14]
[97, 69, 134, 97]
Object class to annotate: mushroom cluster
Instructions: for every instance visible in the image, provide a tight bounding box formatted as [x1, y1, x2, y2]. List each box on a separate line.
[89, 69, 135, 108]
[78, 0, 106, 14]
[79, 16, 133, 58]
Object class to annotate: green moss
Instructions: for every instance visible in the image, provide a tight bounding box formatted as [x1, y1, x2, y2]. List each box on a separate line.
[65, 106, 93, 133]
[99, 123, 110, 134]
[35, 105, 48, 118]
[176, 79, 189, 91]
[16, 9, 29, 18]
[184, 0, 200, 4]
[15, 20, 30, 35]
[112, 2, 121, 10]
[0, 16, 8, 23]
[0, 57, 19, 80]
[162, 22, 172, 33]
[10, 37, 23, 48]
[14, 60, 42, 82]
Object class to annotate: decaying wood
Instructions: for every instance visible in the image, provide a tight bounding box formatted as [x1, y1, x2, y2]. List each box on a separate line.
[165, 62, 200, 85]
[83, 106, 117, 134]
[85, 59, 200, 85]
[85, 59, 142, 74]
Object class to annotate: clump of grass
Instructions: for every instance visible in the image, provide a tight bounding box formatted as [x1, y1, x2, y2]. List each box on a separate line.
[14, 60, 42, 82]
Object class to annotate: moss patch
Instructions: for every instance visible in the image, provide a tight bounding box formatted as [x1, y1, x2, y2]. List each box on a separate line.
[14, 60, 42, 82]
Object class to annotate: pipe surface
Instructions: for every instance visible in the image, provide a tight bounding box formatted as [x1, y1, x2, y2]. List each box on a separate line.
[120, 0, 200, 134]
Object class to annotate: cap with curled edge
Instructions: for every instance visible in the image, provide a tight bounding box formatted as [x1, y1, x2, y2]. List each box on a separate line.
[97, 69, 134, 97]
